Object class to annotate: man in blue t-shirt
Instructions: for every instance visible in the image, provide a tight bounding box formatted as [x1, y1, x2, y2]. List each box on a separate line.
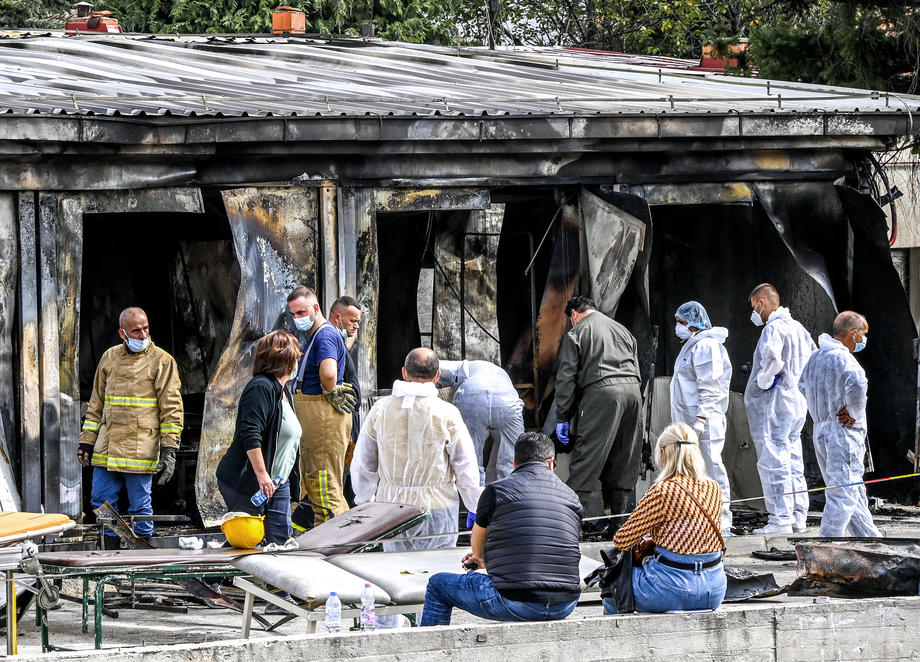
[286, 286, 356, 524]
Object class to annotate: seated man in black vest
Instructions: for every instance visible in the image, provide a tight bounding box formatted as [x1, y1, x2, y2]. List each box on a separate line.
[420, 432, 583, 625]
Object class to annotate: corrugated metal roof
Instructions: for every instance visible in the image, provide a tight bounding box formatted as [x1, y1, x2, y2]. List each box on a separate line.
[0, 33, 916, 119]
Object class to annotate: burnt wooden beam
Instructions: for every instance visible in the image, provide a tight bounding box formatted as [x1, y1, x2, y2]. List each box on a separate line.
[17, 192, 41, 513]
[55, 196, 84, 518]
[37, 193, 62, 514]
[320, 183, 340, 314]
[336, 188, 358, 298]
[0, 193, 21, 511]
[374, 188, 491, 212]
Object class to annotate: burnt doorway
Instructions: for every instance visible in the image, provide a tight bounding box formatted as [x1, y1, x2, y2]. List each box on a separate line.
[375, 211, 431, 389]
[78, 192, 240, 525]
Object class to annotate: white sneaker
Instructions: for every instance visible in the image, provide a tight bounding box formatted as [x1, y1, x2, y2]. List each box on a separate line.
[753, 523, 793, 535]
[792, 523, 806, 534]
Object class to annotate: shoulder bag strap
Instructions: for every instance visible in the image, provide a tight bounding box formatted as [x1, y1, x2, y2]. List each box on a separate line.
[294, 322, 331, 389]
[669, 478, 726, 551]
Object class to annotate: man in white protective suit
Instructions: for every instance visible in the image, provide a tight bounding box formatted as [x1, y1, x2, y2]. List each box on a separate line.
[798, 311, 880, 538]
[670, 301, 734, 533]
[744, 283, 817, 535]
[352, 347, 482, 626]
[437, 360, 525, 486]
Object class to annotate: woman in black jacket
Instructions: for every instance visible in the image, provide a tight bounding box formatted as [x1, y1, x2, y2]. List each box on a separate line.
[216, 330, 301, 545]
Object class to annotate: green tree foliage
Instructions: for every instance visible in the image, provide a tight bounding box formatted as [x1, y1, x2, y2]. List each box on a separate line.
[747, 1, 920, 93]
[0, 0, 70, 28]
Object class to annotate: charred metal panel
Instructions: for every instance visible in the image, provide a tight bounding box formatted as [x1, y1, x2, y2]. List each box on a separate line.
[752, 183, 842, 309]
[432, 207, 504, 363]
[508, 196, 581, 415]
[194, 149, 852, 190]
[374, 188, 490, 212]
[168, 239, 240, 395]
[0, 194, 22, 511]
[0, 162, 197, 191]
[196, 188, 318, 525]
[621, 183, 753, 206]
[792, 539, 920, 597]
[346, 189, 378, 406]
[56, 196, 83, 517]
[836, 185, 920, 482]
[17, 193, 41, 513]
[37, 194, 62, 514]
[78, 189, 203, 216]
[579, 188, 645, 318]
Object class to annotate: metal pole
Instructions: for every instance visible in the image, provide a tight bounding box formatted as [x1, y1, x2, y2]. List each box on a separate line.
[6, 570, 16, 655]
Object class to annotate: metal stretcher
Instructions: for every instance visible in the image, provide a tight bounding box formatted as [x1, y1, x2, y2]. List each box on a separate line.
[0, 511, 76, 655]
[233, 548, 603, 635]
[33, 502, 427, 650]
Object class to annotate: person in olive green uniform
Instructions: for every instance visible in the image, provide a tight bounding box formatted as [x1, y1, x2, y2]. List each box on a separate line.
[554, 296, 642, 527]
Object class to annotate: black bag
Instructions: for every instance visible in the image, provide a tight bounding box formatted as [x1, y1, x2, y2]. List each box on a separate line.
[584, 546, 636, 613]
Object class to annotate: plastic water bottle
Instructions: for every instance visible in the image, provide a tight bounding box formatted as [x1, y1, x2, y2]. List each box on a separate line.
[360, 583, 376, 631]
[325, 592, 342, 633]
[251, 476, 283, 507]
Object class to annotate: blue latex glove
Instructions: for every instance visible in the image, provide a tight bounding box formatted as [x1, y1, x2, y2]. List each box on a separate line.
[466, 512, 476, 528]
[766, 374, 783, 390]
[555, 422, 570, 445]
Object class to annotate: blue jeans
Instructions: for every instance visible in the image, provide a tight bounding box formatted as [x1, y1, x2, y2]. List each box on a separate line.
[90, 467, 153, 538]
[603, 547, 726, 614]
[421, 571, 578, 626]
[218, 477, 292, 545]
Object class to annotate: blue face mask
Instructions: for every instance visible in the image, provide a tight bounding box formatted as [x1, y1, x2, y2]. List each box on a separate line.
[123, 334, 150, 353]
[338, 327, 348, 340]
[293, 315, 315, 333]
[854, 332, 867, 353]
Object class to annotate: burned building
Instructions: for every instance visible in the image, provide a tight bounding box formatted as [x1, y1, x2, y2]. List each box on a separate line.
[0, 34, 916, 525]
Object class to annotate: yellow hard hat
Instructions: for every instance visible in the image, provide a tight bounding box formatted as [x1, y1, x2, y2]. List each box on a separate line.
[221, 513, 265, 549]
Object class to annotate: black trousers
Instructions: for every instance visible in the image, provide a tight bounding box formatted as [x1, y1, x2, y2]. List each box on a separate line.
[565, 382, 643, 519]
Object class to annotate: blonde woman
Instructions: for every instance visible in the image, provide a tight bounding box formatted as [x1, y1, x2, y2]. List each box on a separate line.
[603, 423, 726, 614]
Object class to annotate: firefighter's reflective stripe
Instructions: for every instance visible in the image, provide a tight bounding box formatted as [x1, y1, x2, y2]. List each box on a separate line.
[159, 423, 182, 435]
[104, 395, 157, 407]
[91, 453, 158, 472]
[82, 420, 100, 432]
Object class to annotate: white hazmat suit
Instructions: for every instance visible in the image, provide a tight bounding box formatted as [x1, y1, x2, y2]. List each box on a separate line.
[744, 307, 816, 531]
[670, 326, 733, 530]
[437, 360, 525, 484]
[798, 334, 880, 538]
[351, 379, 483, 550]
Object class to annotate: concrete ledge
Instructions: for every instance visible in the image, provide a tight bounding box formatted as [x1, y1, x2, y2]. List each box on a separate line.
[17, 596, 920, 661]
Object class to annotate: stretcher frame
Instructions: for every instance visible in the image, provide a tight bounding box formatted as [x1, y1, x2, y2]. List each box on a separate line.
[34, 562, 246, 651]
[33, 505, 430, 650]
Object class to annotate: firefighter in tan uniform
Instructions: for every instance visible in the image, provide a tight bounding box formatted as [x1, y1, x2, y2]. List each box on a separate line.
[77, 307, 183, 546]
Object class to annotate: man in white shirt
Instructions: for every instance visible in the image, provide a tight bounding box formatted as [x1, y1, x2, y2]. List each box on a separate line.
[351, 347, 482, 550]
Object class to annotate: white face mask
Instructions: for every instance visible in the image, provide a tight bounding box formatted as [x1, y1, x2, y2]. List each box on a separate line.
[675, 323, 693, 341]
[124, 335, 150, 353]
[293, 315, 315, 333]
[750, 303, 765, 327]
